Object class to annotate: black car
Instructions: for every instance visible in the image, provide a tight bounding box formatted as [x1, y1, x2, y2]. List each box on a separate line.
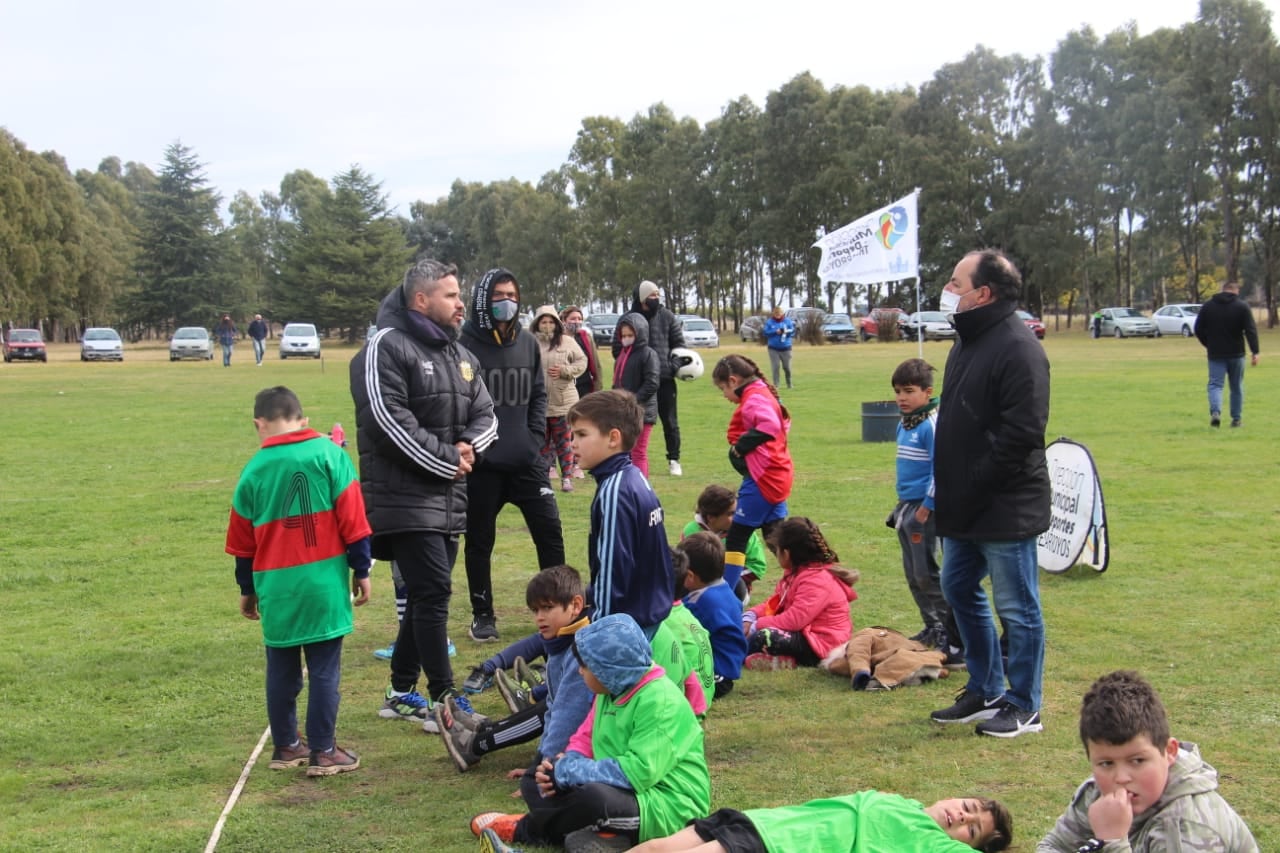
[587, 313, 622, 345]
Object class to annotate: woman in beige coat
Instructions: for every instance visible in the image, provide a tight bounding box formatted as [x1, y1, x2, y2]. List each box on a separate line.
[532, 305, 587, 492]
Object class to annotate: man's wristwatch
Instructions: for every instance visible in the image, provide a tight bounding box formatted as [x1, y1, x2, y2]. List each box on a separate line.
[1076, 840, 1105, 853]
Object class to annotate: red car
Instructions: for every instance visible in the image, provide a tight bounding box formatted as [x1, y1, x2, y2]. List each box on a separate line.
[859, 307, 905, 341]
[3, 328, 48, 362]
[1017, 311, 1046, 339]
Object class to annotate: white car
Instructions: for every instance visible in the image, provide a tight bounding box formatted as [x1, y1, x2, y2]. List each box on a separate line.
[681, 317, 720, 348]
[901, 311, 957, 341]
[169, 327, 212, 361]
[279, 323, 321, 359]
[1152, 303, 1200, 337]
[81, 327, 124, 362]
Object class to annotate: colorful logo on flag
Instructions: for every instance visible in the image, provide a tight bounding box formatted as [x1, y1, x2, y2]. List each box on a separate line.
[878, 206, 909, 249]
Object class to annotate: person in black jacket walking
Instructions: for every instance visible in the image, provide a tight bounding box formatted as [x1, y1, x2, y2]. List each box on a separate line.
[929, 249, 1050, 740]
[350, 259, 497, 725]
[460, 269, 567, 643]
[1194, 281, 1260, 428]
[614, 280, 685, 476]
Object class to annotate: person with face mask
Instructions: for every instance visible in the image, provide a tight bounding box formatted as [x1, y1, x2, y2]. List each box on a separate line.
[611, 313, 662, 477]
[929, 249, 1051, 740]
[460, 270, 567, 644]
[532, 305, 587, 491]
[559, 306, 601, 404]
[614, 281, 686, 476]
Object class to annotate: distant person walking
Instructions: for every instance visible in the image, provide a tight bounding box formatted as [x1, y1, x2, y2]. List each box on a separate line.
[248, 314, 268, 366]
[763, 306, 796, 389]
[1195, 281, 1260, 428]
[216, 314, 238, 367]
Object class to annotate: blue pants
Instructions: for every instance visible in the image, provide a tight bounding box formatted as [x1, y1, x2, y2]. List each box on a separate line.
[265, 636, 343, 752]
[221, 342, 233, 366]
[1207, 356, 1245, 420]
[252, 338, 265, 364]
[940, 536, 1044, 712]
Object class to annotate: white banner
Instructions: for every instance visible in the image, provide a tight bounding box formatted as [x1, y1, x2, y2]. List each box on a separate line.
[812, 191, 919, 284]
[1037, 438, 1109, 574]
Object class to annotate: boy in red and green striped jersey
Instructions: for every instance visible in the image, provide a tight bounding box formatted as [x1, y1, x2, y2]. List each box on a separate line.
[226, 386, 373, 777]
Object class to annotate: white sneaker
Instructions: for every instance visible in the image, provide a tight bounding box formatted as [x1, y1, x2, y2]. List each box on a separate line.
[668, 460, 682, 476]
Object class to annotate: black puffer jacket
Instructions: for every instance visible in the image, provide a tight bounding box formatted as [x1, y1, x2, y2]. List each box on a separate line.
[613, 285, 685, 379]
[611, 312, 661, 424]
[350, 285, 497, 553]
[934, 299, 1051, 540]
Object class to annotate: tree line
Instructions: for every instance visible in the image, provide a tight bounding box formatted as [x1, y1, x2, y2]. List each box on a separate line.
[2, 0, 1276, 341]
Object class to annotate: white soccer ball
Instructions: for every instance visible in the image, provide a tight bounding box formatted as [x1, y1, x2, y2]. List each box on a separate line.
[671, 347, 704, 381]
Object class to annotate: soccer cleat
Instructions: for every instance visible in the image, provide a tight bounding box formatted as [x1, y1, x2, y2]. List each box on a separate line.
[479, 827, 525, 853]
[743, 652, 797, 671]
[372, 641, 396, 661]
[268, 738, 309, 770]
[513, 656, 545, 690]
[496, 667, 536, 714]
[470, 614, 500, 643]
[930, 689, 1006, 724]
[306, 744, 360, 777]
[470, 812, 522, 842]
[668, 459, 682, 476]
[435, 704, 482, 772]
[462, 666, 494, 695]
[564, 827, 633, 852]
[976, 704, 1043, 738]
[379, 685, 430, 720]
[561, 476, 574, 493]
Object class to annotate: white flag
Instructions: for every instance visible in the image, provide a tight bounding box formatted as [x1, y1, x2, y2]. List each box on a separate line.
[812, 191, 919, 284]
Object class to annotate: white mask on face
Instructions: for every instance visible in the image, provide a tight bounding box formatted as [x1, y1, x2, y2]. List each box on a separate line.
[938, 289, 962, 321]
[619, 335, 635, 348]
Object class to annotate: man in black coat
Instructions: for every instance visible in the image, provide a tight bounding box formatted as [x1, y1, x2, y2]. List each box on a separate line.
[1195, 280, 1260, 428]
[613, 280, 686, 476]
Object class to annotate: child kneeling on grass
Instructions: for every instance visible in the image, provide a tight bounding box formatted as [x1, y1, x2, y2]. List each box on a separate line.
[471, 613, 711, 853]
[630, 790, 1012, 853]
[225, 386, 372, 777]
[742, 517, 858, 671]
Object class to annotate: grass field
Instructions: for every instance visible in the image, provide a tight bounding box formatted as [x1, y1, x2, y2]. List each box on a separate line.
[1, 329, 1276, 852]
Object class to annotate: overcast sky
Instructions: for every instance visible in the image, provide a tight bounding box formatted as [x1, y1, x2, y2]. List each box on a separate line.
[4, 0, 1276, 216]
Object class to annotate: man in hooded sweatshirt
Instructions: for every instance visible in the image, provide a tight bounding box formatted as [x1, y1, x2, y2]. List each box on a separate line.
[1194, 280, 1260, 428]
[614, 281, 686, 477]
[460, 269, 567, 643]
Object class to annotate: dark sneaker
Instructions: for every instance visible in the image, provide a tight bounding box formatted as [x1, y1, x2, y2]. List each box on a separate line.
[495, 667, 536, 714]
[976, 704, 1043, 738]
[513, 656, 545, 689]
[379, 685, 430, 720]
[469, 614, 500, 643]
[435, 704, 482, 772]
[941, 646, 968, 671]
[471, 812, 522, 841]
[462, 665, 494, 694]
[1210, 412, 1221, 427]
[1231, 418, 1242, 428]
[479, 827, 524, 853]
[306, 744, 360, 777]
[268, 738, 309, 770]
[564, 827, 633, 852]
[930, 689, 1005, 724]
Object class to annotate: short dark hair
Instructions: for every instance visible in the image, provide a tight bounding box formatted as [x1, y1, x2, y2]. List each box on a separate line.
[978, 798, 1013, 852]
[679, 531, 725, 583]
[695, 484, 735, 518]
[669, 546, 690, 590]
[1079, 670, 1170, 751]
[891, 358, 935, 390]
[403, 258, 458, 299]
[525, 564, 584, 610]
[568, 390, 642, 450]
[968, 249, 1022, 303]
[254, 386, 303, 421]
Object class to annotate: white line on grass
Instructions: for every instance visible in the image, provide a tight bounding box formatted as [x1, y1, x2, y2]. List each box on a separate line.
[204, 725, 270, 853]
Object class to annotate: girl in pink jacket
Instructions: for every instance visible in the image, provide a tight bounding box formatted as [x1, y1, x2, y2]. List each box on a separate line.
[742, 517, 858, 670]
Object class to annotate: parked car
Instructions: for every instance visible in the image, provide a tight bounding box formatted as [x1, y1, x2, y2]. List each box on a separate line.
[81, 327, 124, 361]
[821, 313, 857, 343]
[1152, 303, 1200, 337]
[169, 326, 212, 361]
[1017, 310, 1046, 340]
[3, 328, 47, 362]
[900, 311, 956, 342]
[681, 317, 720, 348]
[860, 307, 905, 341]
[587, 313, 621, 346]
[279, 322, 321, 359]
[739, 315, 765, 342]
[1099, 307, 1159, 338]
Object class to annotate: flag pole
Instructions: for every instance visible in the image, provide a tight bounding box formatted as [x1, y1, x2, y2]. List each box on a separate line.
[914, 188, 923, 358]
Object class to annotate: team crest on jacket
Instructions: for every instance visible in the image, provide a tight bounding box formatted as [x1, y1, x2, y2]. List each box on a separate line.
[460, 361, 474, 382]
[421, 360, 435, 376]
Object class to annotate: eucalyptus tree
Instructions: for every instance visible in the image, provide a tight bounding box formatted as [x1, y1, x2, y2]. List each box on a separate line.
[566, 115, 628, 307]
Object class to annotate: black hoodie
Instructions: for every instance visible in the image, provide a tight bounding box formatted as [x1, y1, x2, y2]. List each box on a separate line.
[460, 268, 548, 470]
[1195, 290, 1259, 360]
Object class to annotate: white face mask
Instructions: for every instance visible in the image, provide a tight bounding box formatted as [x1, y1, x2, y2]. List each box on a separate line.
[619, 335, 635, 348]
[938, 289, 962, 321]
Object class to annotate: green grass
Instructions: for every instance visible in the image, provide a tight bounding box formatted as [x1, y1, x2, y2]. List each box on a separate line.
[1, 330, 1276, 852]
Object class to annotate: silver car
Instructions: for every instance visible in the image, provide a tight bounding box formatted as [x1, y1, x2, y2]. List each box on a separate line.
[1151, 303, 1200, 337]
[280, 323, 321, 359]
[1099, 307, 1159, 338]
[901, 311, 957, 341]
[81, 327, 124, 361]
[169, 327, 213, 361]
[681, 317, 720, 348]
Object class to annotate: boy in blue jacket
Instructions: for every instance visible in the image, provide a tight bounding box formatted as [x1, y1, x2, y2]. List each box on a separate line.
[678, 531, 746, 699]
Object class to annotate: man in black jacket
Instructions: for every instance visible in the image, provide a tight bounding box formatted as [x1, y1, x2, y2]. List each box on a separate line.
[350, 259, 497, 725]
[1195, 281, 1260, 428]
[460, 269, 566, 643]
[929, 249, 1050, 740]
[614, 280, 686, 476]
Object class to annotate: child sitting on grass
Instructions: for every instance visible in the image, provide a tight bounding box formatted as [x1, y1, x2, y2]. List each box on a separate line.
[1037, 670, 1257, 852]
[631, 790, 1012, 852]
[665, 547, 716, 713]
[742, 517, 858, 671]
[225, 386, 372, 777]
[679, 531, 746, 698]
[472, 613, 711, 853]
[682, 483, 768, 601]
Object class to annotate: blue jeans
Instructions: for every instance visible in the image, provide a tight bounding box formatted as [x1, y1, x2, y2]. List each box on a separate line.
[941, 537, 1044, 712]
[1207, 357, 1245, 420]
[252, 338, 265, 364]
[265, 636, 343, 752]
[221, 342, 233, 366]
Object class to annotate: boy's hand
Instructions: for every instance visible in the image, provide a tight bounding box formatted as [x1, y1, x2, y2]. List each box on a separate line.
[239, 594, 260, 621]
[352, 577, 371, 606]
[535, 756, 559, 797]
[914, 505, 931, 524]
[1087, 788, 1133, 841]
